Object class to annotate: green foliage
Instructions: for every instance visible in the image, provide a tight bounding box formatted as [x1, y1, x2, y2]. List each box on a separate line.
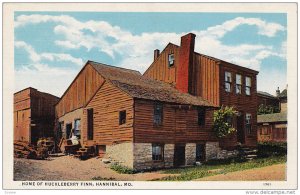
[110, 163, 137, 174]
[213, 106, 237, 138]
[257, 142, 287, 157]
[91, 176, 115, 180]
[155, 156, 286, 181]
[257, 104, 280, 115]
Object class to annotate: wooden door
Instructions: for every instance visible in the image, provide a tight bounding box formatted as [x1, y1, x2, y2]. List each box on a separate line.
[174, 144, 185, 167]
[237, 114, 245, 144]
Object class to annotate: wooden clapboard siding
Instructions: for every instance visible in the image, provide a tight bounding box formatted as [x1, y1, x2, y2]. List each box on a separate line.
[143, 44, 180, 86]
[14, 88, 59, 144]
[219, 62, 258, 148]
[134, 99, 217, 143]
[55, 63, 105, 118]
[81, 81, 134, 146]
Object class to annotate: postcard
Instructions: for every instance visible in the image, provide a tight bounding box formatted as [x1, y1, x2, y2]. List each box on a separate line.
[2, 2, 298, 191]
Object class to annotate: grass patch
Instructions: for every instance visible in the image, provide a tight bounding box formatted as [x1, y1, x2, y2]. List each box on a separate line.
[110, 163, 138, 174]
[154, 155, 286, 181]
[91, 176, 116, 181]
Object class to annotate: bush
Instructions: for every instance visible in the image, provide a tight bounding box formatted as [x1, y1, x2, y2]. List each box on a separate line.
[110, 163, 138, 174]
[257, 142, 287, 158]
[213, 106, 238, 138]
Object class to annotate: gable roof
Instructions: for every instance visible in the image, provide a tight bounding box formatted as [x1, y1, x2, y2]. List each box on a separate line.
[89, 61, 215, 107]
[278, 89, 287, 98]
[257, 112, 287, 123]
[257, 91, 277, 99]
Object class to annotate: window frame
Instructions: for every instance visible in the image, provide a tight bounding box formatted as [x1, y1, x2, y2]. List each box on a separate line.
[245, 76, 252, 96]
[245, 113, 252, 134]
[224, 71, 232, 92]
[235, 74, 242, 94]
[119, 110, 126, 125]
[152, 143, 164, 161]
[197, 108, 206, 126]
[74, 118, 81, 138]
[168, 53, 175, 67]
[153, 103, 163, 126]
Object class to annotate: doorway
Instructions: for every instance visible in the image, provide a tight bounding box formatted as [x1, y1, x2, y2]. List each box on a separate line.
[174, 144, 186, 167]
[196, 144, 205, 162]
[237, 114, 245, 144]
[66, 123, 72, 139]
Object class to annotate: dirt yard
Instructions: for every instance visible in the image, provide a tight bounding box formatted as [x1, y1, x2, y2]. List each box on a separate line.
[14, 155, 286, 181]
[195, 164, 286, 181]
[13, 155, 176, 181]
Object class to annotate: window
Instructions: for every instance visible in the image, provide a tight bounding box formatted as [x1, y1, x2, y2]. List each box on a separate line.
[245, 113, 252, 134]
[245, 77, 251, 95]
[74, 119, 81, 138]
[154, 103, 163, 125]
[236, 74, 242, 94]
[225, 72, 232, 92]
[152, 143, 164, 161]
[87, 108, 94, 140]
[225, 115, 233, 127]
[198, 108, 206, 126]
[168, 54, 174, 67]
[119, 110, 126, 125]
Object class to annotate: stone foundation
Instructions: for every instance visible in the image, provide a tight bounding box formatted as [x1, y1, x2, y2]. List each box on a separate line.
[185, 143, 196, 165]
[106, 142, 134, 168]
[133, 143, 174, 170]
[205, 142, 238, 160]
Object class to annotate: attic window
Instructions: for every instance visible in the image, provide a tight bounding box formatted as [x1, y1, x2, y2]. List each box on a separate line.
[168, 54, 174, 67]
[119, 110, 126, 125]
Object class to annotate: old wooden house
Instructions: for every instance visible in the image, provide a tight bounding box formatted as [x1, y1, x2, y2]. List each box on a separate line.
[144, 33, 259, 149]
[14, 87, 59, 144]
[257, 112, 287, 143]
[55, 33, 259, 170]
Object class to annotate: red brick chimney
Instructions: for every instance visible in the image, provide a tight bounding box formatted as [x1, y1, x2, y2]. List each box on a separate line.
[154, 49, 160, 61]
[176, 33, 196, 94]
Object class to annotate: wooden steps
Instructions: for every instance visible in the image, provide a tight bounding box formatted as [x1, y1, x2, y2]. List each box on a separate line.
[74, 145, 95, 160]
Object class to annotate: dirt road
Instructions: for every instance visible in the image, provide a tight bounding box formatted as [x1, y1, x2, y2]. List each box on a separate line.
[195, 164, 286, 181]
[14, 155, 175, 181]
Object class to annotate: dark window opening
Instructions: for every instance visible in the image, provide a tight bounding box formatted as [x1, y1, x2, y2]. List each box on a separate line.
[154, 103, 163, 126]
[119, 110, 126, 125]
[74, 119, 81, 138]
[168, 54, 174, 67]
[87, 108, 94, 140]
[152, 143, 164, 161]
[226, 115, 233, 127]
[198, 108, 206, 126]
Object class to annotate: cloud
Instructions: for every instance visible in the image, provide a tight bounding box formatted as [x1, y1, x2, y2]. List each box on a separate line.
[15, 41, 83, 66]
[15, 14, 287, 95]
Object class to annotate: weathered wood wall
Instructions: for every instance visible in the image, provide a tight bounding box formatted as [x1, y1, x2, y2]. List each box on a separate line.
[219, 63, 258, 148]
[81, 81, 134, 146]
[257, 123, 287, 143]
[56, 63, 105, 118]
[143, 44, 179, 86]
[134, 99, 217, 143]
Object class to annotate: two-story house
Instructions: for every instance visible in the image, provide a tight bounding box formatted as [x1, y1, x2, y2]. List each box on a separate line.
[144, 33, 259, 149]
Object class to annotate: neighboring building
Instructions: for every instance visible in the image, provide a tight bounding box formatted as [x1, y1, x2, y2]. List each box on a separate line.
[144, 33, 259, 149]
[257, 91, 280, 111]
[14, 87, 59, 144]
[257, 112, 287, 143]
[257, 87, 287, 143]
[55, 61, 219, 170]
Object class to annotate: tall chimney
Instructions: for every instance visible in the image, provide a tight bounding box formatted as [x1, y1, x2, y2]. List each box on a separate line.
[154, 49, 160, 61]
[176, 33, 196, 93]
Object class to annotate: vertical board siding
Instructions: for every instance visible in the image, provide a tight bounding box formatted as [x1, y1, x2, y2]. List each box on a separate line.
[143, 44, 180, 86]
[81, 82, 134, 146]
[134, 99, 217, 143]
[55, 64, 105, 118]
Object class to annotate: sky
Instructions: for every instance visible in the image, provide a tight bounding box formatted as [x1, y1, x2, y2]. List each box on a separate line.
[14, 12, 287, 97]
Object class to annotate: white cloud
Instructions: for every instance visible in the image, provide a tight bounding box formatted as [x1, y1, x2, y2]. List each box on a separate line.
[15, 14, 287, 95]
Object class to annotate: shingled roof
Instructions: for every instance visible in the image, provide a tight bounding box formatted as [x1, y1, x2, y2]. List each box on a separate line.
[257, 112, 287, 123]
[89, 61, 215, 107]
[257, 91, 276, 98]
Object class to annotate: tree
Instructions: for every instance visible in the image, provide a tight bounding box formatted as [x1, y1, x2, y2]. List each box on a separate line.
[213, 106, 238, 138]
